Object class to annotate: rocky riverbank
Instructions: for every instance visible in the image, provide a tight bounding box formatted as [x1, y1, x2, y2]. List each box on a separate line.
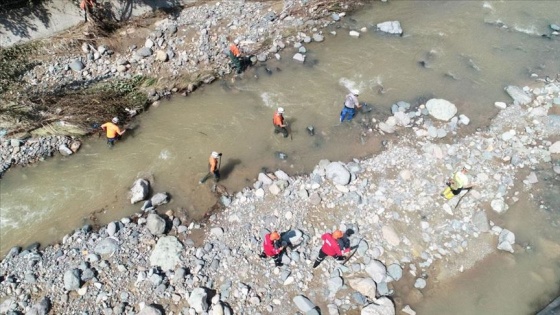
[0, 0, 364, 177]
[1, 79, 558, 314]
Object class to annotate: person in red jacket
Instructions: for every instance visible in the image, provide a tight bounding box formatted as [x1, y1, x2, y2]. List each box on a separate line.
[259, 231, 287, 267]
[313, 230, 350, 268]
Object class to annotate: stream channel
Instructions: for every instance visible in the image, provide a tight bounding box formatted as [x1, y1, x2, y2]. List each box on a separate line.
[1, 1, 559, 313]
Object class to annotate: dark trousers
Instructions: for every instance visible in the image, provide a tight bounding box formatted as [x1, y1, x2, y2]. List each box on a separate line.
[340, 106, 356, 122]
[228, 52, 241, 74]
[260, 252, 283, 266]
[313, 249, 344, 268]
[274, 126, 288, 138]
[200, 170, 219, 184]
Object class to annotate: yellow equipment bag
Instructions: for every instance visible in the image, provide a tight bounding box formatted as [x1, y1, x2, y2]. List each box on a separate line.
[441, 186, 455, 200]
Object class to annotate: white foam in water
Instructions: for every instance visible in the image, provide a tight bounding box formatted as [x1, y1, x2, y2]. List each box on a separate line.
[260, 92, 276, 108]
[159, 149, 171, 160]
[513, 24, 539, 35]
[482, 2, 494, 11]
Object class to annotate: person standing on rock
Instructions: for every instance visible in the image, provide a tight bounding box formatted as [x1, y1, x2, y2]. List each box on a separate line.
[273, 107, 289, 138]
[228, 39, 242, 75]
[313, 230, 350, 268]
[340, 90, 362, 122]
[199, 151, 222, 184]
[442, 166, 474, 199]
[101, 117, 126, 147]
[259, 231, 287, 267]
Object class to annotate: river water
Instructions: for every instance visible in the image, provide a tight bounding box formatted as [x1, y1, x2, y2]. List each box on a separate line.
[1, 0, 559, 312]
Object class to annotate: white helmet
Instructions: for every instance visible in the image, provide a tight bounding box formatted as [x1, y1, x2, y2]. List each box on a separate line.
[112, 117, 119, 124]
[211, 151, 220, 158]
[352, 89, 360, 96]
[234, 39, 240, 45]
[277, 107, 284, 114]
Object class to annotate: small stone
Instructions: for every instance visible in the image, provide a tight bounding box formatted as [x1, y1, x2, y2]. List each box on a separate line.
[414, 278, 427, 289]
[349, 30, 360, 38]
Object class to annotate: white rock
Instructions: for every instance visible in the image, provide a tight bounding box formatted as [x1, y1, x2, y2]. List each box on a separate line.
[361, 297, 395, 315]
[381, 225, 400, 246]
[379, 122, 396, 133]
[505, 85, 532, 105]
[491, 198, 508, 214]
[293, 295, 316, 312]
[365, 260, 387, 283]
[425, 99, 457, 121]
[349, 30, 360, 38]
[376, 21, 403, 35]
[414, 278, 426, 289]
[188, 288, 208, 313]
[494, 102, 507, 109]
[459, 114, 470, 125]
[258, 173, 273, 185]
[325, 162, 351, 185]
[150, 236, 184, 271]
[129, 179, 150, 204]
[549, 141, 560, 154]
[348, 277, 377, 298]
[293, 53, 305, 62]
[402, 305, 416, 315]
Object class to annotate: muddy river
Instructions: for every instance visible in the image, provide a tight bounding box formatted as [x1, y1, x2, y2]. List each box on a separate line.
[1, 1, 559, 313]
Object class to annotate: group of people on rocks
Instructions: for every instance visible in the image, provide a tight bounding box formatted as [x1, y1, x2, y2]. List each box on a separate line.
[260, 229, 353, 269]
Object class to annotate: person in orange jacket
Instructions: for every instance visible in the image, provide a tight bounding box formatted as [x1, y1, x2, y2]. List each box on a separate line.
[259, 231, 287, 267]
[228, 39, 242, 74]
[199, 151, 222, 184]
[101, 117, 126, 147]
[273, 107, 289, 138]
[313, 230, 350, 268]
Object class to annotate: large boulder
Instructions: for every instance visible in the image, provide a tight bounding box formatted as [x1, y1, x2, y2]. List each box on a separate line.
[505, 86, 532, 105]
[349, 277, 377, 298]
[130, 179, 150, 204]
[150, 236, 184, 271]
[376, 21, 403, 35]
[188, 288, 208, 313]
[549, 141, 560, 154]
[426, 99, 457, 121]
[365, 260, 387, 283]
[146, 213, 166, 235]
[326, 162, 351, 185]
[361, 297, 395, 315]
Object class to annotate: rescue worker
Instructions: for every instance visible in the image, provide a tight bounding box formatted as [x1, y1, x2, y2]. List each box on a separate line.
[313, 230, 351, 268]
[259, 231, 287, 267]
[199, 151, 222, 184]
[101, 117, 126, 147]
[442, 166, 473, 198]
[228, 39, 242, 74]
[340, 89, 362, 122]
[273, 107, 289, 138]
[80, 0, 96, 22]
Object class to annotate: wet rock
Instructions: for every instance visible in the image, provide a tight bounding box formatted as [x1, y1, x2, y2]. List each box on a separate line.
[495, 102, 507, 109]
[426, 99, 457, 121]
[150, 236, 184, 271]
[379, 122, 396, 134]
[402, 305, 416, 315]
[64, 269, 81, 291]
[387, 264, 403, 281]
[551, 24, 560, 31]
[361, 297, 395, 315]
[414, 278, 427, 289]
[491, 198, 508, 214]
[349, 277, 377, 298]
[58, 144, 73, 156]
[146, 213, 166, 235]
[70, 140, 81, 153]
[150, 192, 169, 206]
[313, 34, 324, 42]
[293, 295, 317, 313]
[505, 86, 532, 105]
[472, 211, 490, 232]
[293, 53, 305, 62]
[130, 179, 150, 204]
[376, 21, 403, 35]
[349, 30, 360, 38]
[94, 238, 119, 255]
[325, 162, 351, 185]
[497, 229, 515, 253]
[188, 288, 208, 313]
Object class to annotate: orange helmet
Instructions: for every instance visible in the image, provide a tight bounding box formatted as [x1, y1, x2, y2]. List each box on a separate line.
[332, 230, 344, 239]
[270, 231, 280, 241]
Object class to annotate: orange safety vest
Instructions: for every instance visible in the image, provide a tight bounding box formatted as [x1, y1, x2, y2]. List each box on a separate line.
[101, 122, 123, 138]
[209, 156, 218, 172]
[273, 112, 284, 127]
[229, 44, 240, 57]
